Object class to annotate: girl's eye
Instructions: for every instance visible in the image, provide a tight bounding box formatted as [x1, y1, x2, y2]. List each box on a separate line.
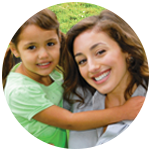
[78, 59, 87, 65]
[47, 42, 54, 46]
[97, 50, 106, 55]
[28, 45, 36, 50]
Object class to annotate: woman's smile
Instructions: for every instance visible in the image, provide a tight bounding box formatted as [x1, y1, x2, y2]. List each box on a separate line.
[92, 69, 111, 83]
[74, 29, 130, 95]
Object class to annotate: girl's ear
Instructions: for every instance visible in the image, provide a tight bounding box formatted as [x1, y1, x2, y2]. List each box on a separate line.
[9, 42, 20, 58]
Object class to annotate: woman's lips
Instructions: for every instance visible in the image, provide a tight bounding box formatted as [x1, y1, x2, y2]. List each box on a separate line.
[92, 69, 111, 84]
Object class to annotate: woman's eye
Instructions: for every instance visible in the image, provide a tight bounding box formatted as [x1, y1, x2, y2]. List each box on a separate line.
[78, 59, 87, 65]
[97, 50, 106, 55]
[28, 45, 36, 50]
[47, 42, 54, 46]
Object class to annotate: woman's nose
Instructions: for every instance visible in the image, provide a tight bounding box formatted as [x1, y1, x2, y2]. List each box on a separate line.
[88, 60, 100, 73]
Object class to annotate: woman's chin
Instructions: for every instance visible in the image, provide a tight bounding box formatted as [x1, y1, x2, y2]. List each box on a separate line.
[97, 87, 112, 95]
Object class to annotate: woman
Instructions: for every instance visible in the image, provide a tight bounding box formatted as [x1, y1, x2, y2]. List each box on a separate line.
[62, 9, 148, 148]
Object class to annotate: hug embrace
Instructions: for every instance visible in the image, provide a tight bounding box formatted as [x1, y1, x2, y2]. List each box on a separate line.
[3, 8, 148, 148]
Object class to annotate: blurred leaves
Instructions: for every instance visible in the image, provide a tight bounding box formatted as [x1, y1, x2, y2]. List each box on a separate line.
[48, 2, 105, 33]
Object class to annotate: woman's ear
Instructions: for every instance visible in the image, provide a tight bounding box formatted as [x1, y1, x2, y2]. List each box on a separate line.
[125, 52, 131, 61]
[9, 42, 20, 58]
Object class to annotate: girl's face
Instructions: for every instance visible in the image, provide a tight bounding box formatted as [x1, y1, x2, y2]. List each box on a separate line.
[12, 24, 60, 79]
[73, 30, 130, 95]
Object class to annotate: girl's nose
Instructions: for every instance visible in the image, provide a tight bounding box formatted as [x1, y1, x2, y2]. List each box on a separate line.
[38, 48, 49, 59]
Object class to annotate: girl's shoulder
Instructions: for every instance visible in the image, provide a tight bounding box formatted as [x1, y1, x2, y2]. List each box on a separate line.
[6, 64, 63, 87]
[6, 63, 38, 86]
[50, 68, 63, 82]
[4, 70, 43, 97]
[6, 71, 40, 88]
[5, 66, 63, 95]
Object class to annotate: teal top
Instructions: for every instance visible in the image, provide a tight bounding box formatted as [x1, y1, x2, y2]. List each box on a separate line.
[4, 63, 67, 148]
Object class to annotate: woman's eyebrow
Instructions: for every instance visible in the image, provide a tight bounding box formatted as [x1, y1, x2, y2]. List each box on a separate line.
[74, 42, 106, 58]
[90, 42, 105, 50]
[74, 52, 82, 58]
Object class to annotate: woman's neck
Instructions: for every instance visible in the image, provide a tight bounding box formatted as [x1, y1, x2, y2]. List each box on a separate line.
[105, 82, 137, 108]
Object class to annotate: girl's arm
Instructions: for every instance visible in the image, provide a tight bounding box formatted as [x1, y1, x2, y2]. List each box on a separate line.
[138, 97, 150, 120]
[33, 96, 145, 131]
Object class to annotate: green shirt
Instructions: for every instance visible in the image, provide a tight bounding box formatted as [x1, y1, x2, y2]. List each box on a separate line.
[4, 63, 67, 148]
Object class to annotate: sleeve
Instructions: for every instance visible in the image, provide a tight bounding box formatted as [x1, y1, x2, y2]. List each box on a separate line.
[63, 87, 84, 111]
[63, 87, 93, 112]
[8, 85, 54, 120]
[63, 99, 72, 111]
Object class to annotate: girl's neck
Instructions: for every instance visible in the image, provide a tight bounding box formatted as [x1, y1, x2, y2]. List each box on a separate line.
[15, 63, 53, 86]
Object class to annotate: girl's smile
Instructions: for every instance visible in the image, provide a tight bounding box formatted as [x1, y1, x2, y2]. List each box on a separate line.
[11, 24, 60, 84]
[36, 61, 52, 68]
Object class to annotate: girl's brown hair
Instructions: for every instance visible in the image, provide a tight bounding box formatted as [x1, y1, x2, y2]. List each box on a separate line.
[2, 8, 66, 88]
[62, 9, 149, 103]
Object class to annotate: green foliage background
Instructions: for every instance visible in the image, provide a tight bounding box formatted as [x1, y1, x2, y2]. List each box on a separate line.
[48, 2, 105, 33]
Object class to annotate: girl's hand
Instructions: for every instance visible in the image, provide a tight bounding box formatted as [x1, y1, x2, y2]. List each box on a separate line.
[121, 96, 145, 120]
[138, 97, 150, 120]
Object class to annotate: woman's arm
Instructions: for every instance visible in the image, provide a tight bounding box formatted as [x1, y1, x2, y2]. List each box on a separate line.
[33, 96, 145, 131]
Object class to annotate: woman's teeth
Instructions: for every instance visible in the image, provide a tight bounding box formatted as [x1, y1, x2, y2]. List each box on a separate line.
[94, 71, 109, 81]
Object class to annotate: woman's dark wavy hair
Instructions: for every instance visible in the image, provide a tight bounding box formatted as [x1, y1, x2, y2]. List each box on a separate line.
[2, 8, 66, 89]
[62, 9, 149, 103]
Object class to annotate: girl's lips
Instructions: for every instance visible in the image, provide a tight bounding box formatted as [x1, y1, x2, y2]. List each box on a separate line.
[37, 62, 52, 68]
[93, 69, 111, 84]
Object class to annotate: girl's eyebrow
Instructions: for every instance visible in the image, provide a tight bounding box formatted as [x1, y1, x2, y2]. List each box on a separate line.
[24, 42, 36, 47]
[24, 38, 58, 47]
[46, 38, 57, 42]
[75, 42, 105, 58]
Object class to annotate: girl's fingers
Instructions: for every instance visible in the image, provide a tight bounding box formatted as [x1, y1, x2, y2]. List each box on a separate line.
[146, 97, 150, 110]
[138, 98, 150, 119]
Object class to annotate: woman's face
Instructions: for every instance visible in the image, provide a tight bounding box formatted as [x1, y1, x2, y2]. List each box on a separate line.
[73, 29, 130, 95]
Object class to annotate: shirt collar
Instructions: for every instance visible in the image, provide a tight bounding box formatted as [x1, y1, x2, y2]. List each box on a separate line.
[92, 84, 147, 125]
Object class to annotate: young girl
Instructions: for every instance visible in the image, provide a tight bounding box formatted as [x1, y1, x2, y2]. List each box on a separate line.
[3, 9, 145, 148]
[63, 9, 148, 148]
